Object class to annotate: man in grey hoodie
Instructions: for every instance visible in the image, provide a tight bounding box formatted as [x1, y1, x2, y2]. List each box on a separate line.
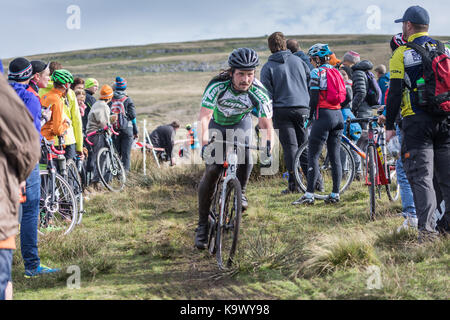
[261, 32, 311, 194]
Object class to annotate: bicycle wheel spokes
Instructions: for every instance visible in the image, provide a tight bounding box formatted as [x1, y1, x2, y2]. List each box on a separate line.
[216, 178, 242, 270]
[97, 148, 126, 192]
[39, 170, 78, 236]
[294, 142, 355, 200]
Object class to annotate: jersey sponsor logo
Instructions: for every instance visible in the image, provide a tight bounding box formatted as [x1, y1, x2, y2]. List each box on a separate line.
[202, 82, 227, 106]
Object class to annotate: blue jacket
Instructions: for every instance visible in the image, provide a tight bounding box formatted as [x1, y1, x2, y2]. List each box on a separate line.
[0, 59, 3, 73]
[9, 81, 42, 140]
[378, 73, 390, 105]
[260, 50, 310, 109]
[294, 51, 314, 71]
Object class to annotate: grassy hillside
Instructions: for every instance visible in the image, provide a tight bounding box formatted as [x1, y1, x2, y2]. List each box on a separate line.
[4, 34, 435, 133]
[10, 35, 450, 300]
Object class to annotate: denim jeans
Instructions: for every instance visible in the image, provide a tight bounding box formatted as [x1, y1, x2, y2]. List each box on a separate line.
[396, 125, 416, 218]
[20, 163, 41, 271]
[0, 249, 13, 300]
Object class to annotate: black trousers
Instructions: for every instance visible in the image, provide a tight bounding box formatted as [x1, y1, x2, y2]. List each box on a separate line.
[197, 115, 253, 225]
[401, 116, 450, 232]
[307, 109, 344, 194]
[113, 127, 133, 172]
[272, 107, 309, 188]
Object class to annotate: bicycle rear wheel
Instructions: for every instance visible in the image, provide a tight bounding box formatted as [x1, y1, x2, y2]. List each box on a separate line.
[39, 170, 78, 236]
[367, 145, 377, 221]
[293, 141, 355, 200]
[216, 178, 242, 270]
[66, 159, 84, 224]
[97, 147, 126, 192]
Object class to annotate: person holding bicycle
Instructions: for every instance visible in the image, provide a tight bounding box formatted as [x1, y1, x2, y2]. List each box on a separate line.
[293, 44, 345, 205]
[86, 85, 117, 190]
[194, 48, 273, 250]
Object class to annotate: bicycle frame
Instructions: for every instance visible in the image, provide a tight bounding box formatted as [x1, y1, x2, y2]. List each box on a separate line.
[41, 138, 66, 210]
[347, 117, 391, 187]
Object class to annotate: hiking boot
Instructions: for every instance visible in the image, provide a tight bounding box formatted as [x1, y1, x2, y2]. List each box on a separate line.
[292, 195, 315, 205]
[194, 224, 209, 250]
[324, 194, 340, 204]
[24, 265, 61, 278]
[241, 194, 248, 211]
[418, 230, 439, 244]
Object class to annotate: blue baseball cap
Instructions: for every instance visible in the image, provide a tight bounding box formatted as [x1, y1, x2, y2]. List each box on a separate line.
[395, 6, 430, 25]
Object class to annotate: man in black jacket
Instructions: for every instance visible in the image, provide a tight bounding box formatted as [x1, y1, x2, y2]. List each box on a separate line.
[148, 121, 180, 166]
[261, 32, 311, 194]
[110, 76, 139, 172]
[351, 60, 377, 154]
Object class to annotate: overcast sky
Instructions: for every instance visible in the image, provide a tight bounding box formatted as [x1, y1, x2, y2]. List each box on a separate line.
[1, 0, 449, 59]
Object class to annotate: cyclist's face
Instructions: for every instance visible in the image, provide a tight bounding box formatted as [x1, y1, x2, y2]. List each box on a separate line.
[36, 67, 50, 89]
[232, 69, 255, 91]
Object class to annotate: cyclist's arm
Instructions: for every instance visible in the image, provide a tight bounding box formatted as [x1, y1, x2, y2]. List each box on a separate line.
[386, 49, 405, 131]
[257, 117, 273, 152]
[52, 100, 70, 137]
[309, 89, 319, 120]
[385, 79, 403, 130]
[198, 106, 213, 146]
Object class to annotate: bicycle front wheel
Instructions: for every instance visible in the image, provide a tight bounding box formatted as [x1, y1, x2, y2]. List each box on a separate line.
[216, 178, 242, 270]
[294, 141, 355, 200]
[66, 159, 84, 224]
[97, 147, 126, 192]
[39, 170, 78, 236]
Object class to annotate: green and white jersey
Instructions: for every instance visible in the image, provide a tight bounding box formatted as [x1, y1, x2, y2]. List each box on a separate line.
[201, 78, 273, 126]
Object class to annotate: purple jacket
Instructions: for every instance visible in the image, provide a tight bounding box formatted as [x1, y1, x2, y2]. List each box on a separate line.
[9, 81, 42, 140]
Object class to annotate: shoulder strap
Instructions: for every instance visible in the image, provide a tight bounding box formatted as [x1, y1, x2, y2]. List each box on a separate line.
[406, 41, 432, 64]
[435, 40, 446, 55]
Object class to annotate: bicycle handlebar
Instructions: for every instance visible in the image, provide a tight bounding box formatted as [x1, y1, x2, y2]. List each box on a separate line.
[85, 125, 119, 146]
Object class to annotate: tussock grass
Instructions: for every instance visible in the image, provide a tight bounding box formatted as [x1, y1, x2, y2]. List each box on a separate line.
[236, 225, 306, 275]
[297, 231, 380, 278]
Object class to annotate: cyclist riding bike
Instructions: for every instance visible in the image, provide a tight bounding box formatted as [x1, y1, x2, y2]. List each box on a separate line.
[293, 44, 345, 205]
[194, 48, 273, 250]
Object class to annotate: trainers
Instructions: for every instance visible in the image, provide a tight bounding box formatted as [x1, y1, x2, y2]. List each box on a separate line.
[324, 194, 340, 204]
[194, 224, 209, 250]
[24, 264, 61, 278]
[418, 230, 439, 244]
[241, 194, 248, 211]
[292, 195, 314, 205]
[397, 216, 418, 233]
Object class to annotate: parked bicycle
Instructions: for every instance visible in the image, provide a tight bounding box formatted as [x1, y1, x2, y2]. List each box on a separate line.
[204, 136, 272, 270]
[346, 116, 399, 220]
[39, 138, 78, 235]
[85, 124, 126, 192]
[293, 133, 356, 200]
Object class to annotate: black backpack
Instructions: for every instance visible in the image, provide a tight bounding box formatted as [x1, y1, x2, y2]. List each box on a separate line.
[365, 71, 382, 106]
[405, 40, 450, 116]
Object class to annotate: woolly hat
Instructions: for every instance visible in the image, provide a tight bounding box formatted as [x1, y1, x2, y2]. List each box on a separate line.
[114, 76, 127, 90]
[99, 85, 113, 100]
[8, 57, 33, 82]
[85, 78, 99, 89]
[342, 51, 361, 64]
[31, 60, 48, 75]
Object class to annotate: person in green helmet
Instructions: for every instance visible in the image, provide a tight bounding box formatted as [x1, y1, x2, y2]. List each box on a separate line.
[40, 69, 73, 143]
